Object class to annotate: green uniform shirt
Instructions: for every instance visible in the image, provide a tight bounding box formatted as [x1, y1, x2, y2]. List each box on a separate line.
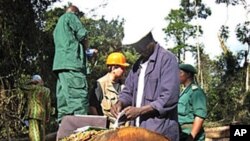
[178, 83, 207, 140]
[22, 84, 51, 121]
[53, 12, 88, 72]
[178, 83, 207, 124]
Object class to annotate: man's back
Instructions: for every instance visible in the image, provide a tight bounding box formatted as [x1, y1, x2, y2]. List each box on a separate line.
[53, 12, 88, 71]
[23, 84, 50, 120]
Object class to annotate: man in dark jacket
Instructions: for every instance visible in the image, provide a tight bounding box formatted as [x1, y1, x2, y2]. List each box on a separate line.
[111, 29, 180, 141]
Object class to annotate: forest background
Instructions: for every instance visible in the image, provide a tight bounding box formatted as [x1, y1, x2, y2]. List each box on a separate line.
[0, 0, 250, 139]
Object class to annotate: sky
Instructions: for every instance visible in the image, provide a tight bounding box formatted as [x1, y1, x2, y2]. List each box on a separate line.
[51, 0, 249, 62]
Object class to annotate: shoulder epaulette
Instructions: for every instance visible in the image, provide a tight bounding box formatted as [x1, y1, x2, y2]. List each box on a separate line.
[192, 84, 198, 90]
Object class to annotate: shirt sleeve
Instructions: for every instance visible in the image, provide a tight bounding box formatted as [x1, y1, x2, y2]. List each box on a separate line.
[119, 70, 134, 107]
[191, 89, 207, 119]
[150, 54, 180, 116]
[69, 13, 88, 42]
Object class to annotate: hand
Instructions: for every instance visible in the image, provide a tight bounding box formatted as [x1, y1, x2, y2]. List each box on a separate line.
[93, 49, 98, 54]
[86, 48, 98, 59]
[123, 106, 141, 120]
[111, 101, 123, 118]
[185, 134, 194, 141]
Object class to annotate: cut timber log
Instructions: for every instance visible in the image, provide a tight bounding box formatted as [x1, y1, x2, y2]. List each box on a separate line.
[91, 127, 170, 141]
[205, 126, 230, 138]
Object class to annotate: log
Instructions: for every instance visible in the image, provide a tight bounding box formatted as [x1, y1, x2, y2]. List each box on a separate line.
[91, 127, 170, 141]
[205, 126, 230, 138]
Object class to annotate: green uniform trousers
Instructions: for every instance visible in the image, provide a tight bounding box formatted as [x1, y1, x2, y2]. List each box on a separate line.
[29, 119, 45, 141]
[56, 70, 89, 122]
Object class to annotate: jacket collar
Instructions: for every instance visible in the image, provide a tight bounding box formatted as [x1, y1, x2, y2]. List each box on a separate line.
[145, 43, 159, 75]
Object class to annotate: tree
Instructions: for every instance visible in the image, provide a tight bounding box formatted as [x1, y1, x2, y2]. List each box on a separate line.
[235, 21, 250, 91]
[205, 22, 250, 123]
[163, 0, 211, 86]
[0, 0, 57, 86]
[164, 8, 197, 61]
[215, 0, 247, 6]
[0, 0, 58, 139]
[216, 0, 250, 93]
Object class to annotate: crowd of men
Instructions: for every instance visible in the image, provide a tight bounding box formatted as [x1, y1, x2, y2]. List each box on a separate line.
[23, 5, 207, 141]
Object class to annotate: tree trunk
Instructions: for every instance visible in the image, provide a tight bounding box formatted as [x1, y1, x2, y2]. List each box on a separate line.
[194, 1, 203, 87]
[197, 44, 203, 87]
[246, 64, 249, 92]
[246, 44, 250, 92]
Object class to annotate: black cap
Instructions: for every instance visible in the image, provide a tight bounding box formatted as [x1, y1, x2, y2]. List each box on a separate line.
[179, 64, 197, 74]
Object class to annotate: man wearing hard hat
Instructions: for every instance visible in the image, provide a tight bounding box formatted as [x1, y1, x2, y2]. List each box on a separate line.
[111, 27, 180, 141]
[89, 52, 129, 128]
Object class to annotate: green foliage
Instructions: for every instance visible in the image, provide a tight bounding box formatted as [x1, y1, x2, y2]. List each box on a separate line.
[0, 1, 59, 138]
[0, 0, 58, 87]
[236, 21, 250, 45]
[0, 78, 29, 139]
[206, 51, 250, 123]
[44, 7, 65, 32]
[219, 25, 230, 40]
[215, 0, 246, 6]
[210, 1, 250, 124]
[164, 0, 211, 61]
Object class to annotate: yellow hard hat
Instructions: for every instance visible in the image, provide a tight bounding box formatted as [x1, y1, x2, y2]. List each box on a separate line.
[106, 52, 129, 67]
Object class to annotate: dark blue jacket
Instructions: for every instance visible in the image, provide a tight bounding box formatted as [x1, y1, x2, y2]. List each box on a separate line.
[119, 44, 180, 141]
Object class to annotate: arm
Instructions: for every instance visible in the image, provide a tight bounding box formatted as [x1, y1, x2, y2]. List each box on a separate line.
[68, 13, 88, 44]
[111, 69, 135, 117]
[190, 117, 205, 138]
[150, 54, 180, 116]
[118, 70, 134, 108]
[192, 89, 207, 119]
[190, 89, 207, 139]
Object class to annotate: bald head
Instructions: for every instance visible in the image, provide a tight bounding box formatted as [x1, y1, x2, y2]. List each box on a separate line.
[66, 5, 79, 13]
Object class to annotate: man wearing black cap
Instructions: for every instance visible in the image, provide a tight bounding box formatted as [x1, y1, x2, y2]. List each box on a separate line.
[178, 64, 207, 141]
[111, 29, 180, 141]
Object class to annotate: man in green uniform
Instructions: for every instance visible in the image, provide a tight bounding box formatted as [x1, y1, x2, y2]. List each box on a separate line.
[21, 75, 51, 141]
[53, 5, 97, 123]
[178, 64, 207, 141]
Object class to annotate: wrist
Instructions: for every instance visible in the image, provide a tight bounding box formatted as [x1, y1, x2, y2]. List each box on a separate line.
[117, 101, 123, 109]
[138, 107, 143, 116]
[189, 133, 194, 140]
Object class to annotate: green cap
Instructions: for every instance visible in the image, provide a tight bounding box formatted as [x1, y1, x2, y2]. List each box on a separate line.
[179, 64, 197, 74]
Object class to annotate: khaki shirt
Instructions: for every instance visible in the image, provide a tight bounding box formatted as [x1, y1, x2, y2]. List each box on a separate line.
[96, 73, 124, 128]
